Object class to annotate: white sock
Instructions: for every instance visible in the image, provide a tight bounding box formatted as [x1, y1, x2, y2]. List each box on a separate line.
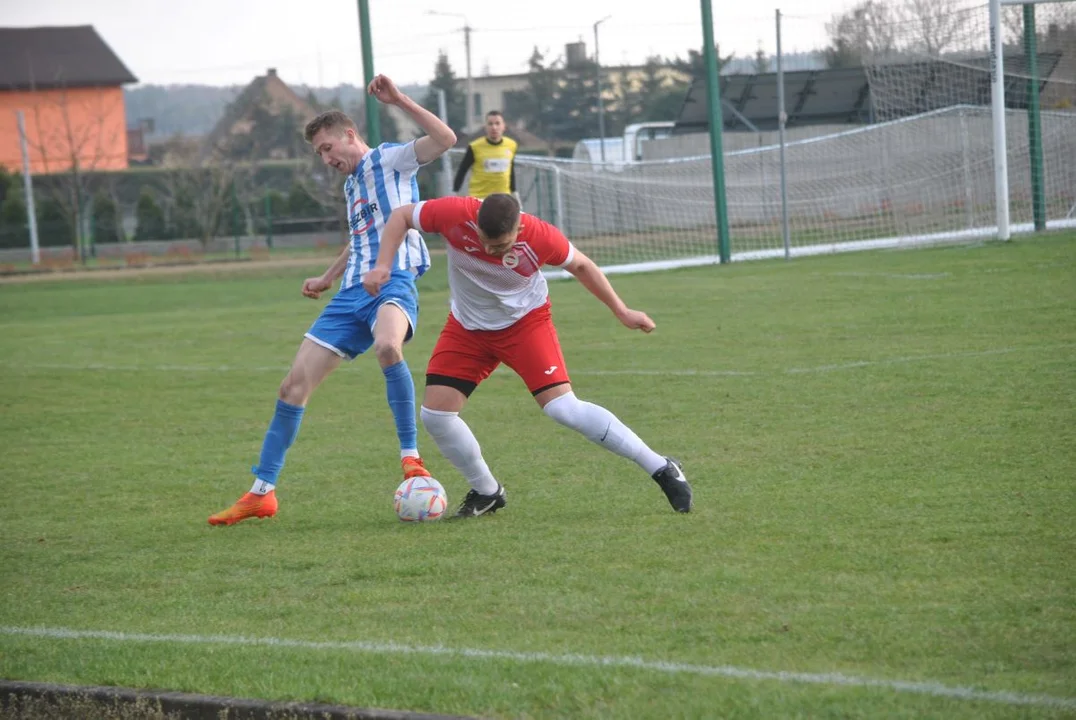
[542, 392, 667, 475]
[420, 406, 500, 495]
[249, 479, 275, 495]
[400, 449, 419, 460]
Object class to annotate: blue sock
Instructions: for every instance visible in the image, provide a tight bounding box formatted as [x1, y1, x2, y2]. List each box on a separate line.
[252, 399, 306, 485]
[383, 360, 418, 454]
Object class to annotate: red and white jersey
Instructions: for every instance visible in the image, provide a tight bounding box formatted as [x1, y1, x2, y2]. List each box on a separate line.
[413, 196, 575, 331]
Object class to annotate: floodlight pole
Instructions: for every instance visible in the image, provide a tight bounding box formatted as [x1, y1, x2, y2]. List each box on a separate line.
[357, 0, 380, 146]
[464, 22, 474, 133]
[700, 0, 731, 263]
[437, 89, 453, 197]
[594, 15, 611, 164]
[428, 11, 474, 133]
[16, 110, 40, 265]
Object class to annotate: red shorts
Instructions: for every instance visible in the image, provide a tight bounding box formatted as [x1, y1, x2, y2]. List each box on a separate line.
[426, 302, 571, 396]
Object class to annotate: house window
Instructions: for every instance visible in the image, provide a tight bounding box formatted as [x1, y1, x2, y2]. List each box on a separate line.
[473, 93, 483, 118]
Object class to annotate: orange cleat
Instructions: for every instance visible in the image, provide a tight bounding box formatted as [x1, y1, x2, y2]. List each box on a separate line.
[402, 456, 432, 480]
[208, 491, 278, 526]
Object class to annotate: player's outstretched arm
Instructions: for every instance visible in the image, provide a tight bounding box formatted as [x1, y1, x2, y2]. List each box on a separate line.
[362, 204, 417, 296]
[564, 250, 656, 333]
[367, 74, 456, 165]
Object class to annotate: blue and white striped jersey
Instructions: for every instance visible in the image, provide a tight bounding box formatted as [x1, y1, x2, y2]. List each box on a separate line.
[341, 141, 431, 290]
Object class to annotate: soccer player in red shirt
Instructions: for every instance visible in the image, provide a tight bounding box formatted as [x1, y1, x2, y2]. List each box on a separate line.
[363, 193, 692, 516]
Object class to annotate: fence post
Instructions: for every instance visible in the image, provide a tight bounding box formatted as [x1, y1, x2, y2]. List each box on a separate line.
[265, 190, 273, 250]
[232, 182, 240, 259]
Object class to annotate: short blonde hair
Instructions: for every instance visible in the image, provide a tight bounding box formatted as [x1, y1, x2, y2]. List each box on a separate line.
[303, 110, 358, 143]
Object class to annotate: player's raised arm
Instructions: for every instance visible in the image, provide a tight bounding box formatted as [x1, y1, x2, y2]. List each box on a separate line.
[564, 250, 656, 333]
[367, 74, 456, 165]
[362, 204, 418, 296]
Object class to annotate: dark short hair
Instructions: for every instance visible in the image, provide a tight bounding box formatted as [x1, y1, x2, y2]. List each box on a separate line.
[485, 110, 504, 120]
[477, 193, 520, 241]
[303, 110, 358, 143]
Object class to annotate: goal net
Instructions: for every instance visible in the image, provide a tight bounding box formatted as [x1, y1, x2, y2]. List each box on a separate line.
[863, 0, 1076, 236]
[445, 0, 1075, 273]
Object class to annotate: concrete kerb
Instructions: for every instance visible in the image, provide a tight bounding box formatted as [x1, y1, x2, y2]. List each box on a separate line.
[0, 680, 478, 720]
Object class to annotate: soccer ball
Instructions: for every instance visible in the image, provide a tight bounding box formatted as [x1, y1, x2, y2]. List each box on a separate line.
[394, 476, 448, 522]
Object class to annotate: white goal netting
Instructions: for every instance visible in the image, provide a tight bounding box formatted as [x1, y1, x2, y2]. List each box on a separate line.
[446, 1, 1075, 271]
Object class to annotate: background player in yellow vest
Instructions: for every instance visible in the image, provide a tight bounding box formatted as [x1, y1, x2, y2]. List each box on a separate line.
[452, 110, 518, 200]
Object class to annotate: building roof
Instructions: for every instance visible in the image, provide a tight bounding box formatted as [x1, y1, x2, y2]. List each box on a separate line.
[675, 52, 1070, 132]
[201, 68, 318, 160]
[676, 67, 872, 133]
[0, 25, 138, 91]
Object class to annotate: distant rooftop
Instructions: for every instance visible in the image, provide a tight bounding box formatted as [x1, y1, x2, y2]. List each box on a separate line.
[0, 25, 138, 91]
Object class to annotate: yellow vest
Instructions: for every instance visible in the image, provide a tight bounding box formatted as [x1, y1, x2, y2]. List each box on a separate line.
[467, 137, 518, 199]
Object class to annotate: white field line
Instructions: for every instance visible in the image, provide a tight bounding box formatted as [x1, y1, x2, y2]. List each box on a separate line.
[0, 626, 1072, 710]
[5, 344, 1073, 378]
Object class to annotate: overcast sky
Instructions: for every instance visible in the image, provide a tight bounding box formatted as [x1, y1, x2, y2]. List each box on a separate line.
[3, 0, 860, 88]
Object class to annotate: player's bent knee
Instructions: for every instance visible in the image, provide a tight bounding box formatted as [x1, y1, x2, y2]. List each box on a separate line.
[372, 339, 404, 367]
[278, 374, 309, 405]
[542, 391, 580, 425]
[420, 406, 457, 436]
[543, 392, 605, 443]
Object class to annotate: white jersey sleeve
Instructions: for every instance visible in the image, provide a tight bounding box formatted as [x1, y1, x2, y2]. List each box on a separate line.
[378, 140, 422, 172]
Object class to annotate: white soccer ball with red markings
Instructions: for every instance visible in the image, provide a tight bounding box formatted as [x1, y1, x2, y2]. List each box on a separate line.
[394, 476, 448, 522]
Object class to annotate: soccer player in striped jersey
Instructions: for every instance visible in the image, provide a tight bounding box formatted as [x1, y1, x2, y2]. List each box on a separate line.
[363, 193, 693, 517]
[209, 74, 456, 526]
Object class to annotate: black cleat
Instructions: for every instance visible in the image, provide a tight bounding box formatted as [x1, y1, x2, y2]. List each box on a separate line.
[652, 458, 693, 513]
[453, 485, 507, 518]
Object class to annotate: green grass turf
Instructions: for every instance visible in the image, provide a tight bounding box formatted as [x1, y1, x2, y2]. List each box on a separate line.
[0, 233, 1074, 719]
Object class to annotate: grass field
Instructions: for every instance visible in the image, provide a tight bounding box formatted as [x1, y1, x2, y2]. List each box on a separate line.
[1, 233, 1074, 719]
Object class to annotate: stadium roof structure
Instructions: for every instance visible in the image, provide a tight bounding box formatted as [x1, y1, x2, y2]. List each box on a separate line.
[675, 67, 871, 133]
[0, 26, 138, 91]
[883, 52, 1066, 111]
[676, 53, 1067, 133]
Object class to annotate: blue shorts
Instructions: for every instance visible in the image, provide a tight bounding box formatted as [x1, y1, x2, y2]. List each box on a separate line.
[305, 271, 419, 360]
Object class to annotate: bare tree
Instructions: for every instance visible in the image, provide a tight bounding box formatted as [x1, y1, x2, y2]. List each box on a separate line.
[897, 0, 970, 56]
[1000, 2, 1075, 48]
[824, 0, 897, 67]
[754, 46, 771, 74]
[285, 151, 348, 241]
[164, 143, 239, 247]
[1003, 5, 1025, 46]
[1040, 1, 1076, 31]
[26, 86, 126, 261]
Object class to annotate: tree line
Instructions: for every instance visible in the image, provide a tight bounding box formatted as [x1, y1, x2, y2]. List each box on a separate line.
[0, 165, 337, 252]
[420, 45, 743, 147]
[824, 0, 1075, 68]
[4, 0, 1072, 259]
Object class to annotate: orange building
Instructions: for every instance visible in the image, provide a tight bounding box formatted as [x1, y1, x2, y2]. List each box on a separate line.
[0, 26, 138, 175]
